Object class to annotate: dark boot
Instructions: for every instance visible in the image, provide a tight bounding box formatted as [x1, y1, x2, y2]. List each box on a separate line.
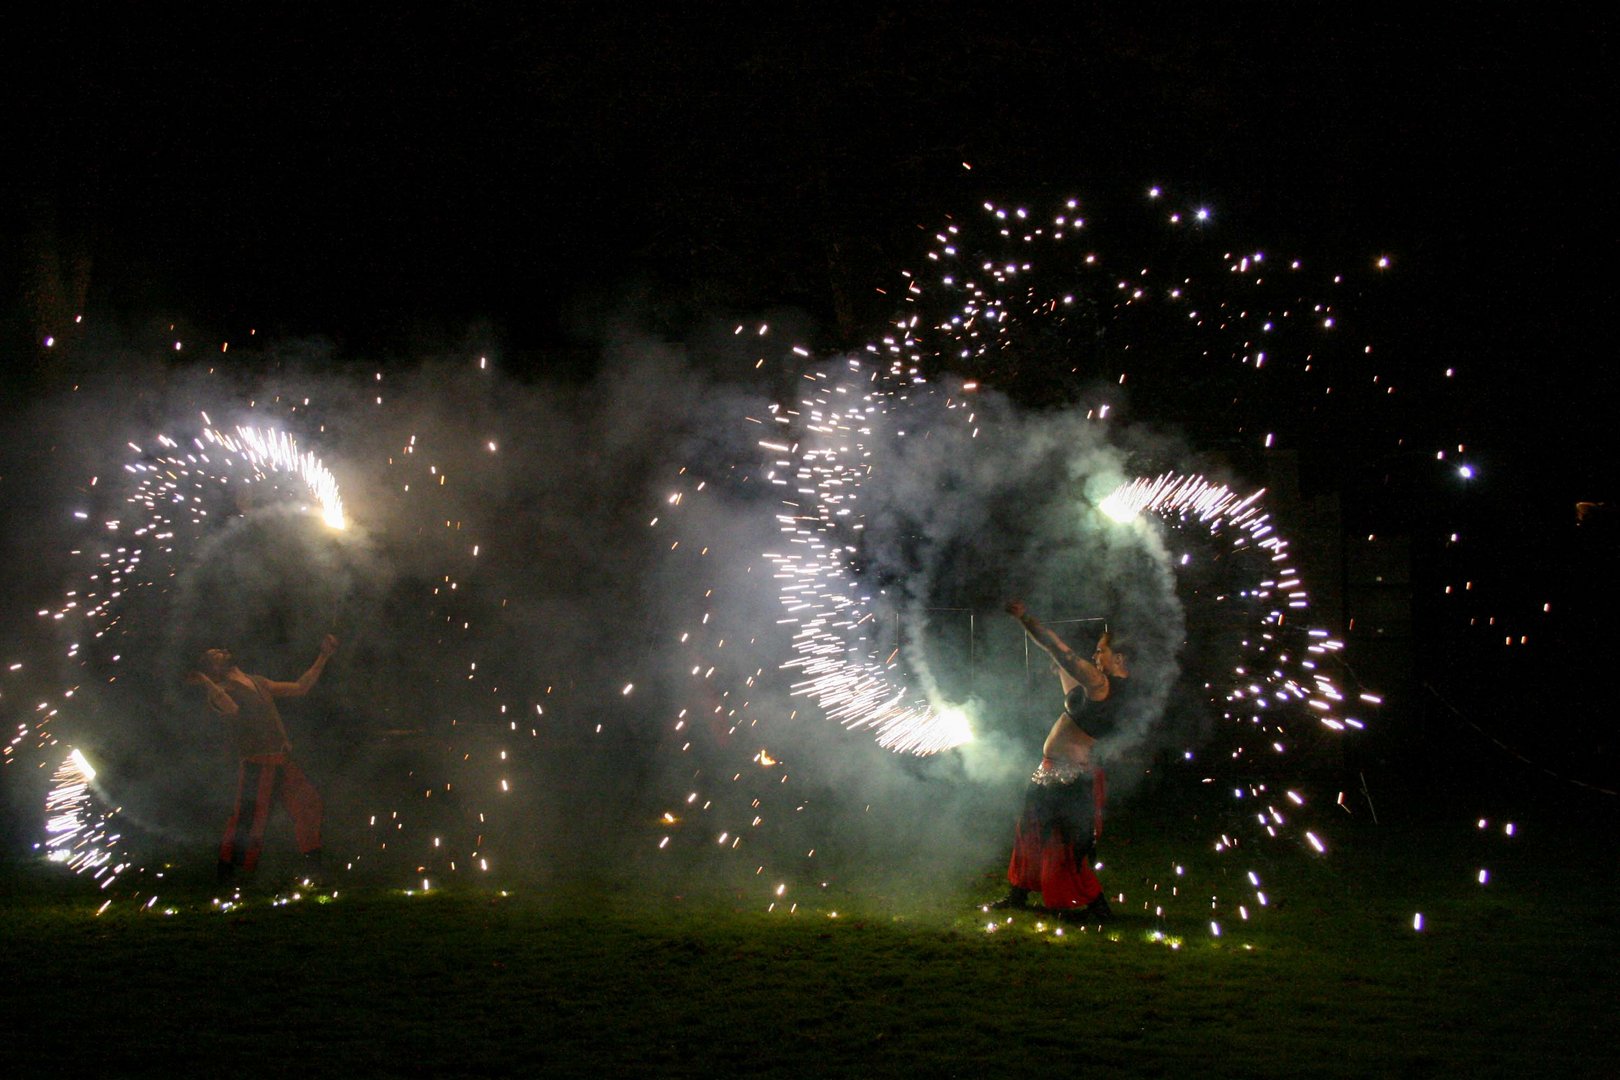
[1057, 895, 1113, 923]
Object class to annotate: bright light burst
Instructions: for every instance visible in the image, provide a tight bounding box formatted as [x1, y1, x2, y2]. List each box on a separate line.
[1099, 474, 1266, 528]
[42, 746, 127, 886]
[205, 424, 346, 530]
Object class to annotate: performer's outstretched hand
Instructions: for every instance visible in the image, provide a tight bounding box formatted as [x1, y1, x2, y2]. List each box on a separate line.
[319, 633, 339, 657]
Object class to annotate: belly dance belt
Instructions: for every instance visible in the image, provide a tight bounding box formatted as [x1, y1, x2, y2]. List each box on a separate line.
[1030, 755, 1088, 786]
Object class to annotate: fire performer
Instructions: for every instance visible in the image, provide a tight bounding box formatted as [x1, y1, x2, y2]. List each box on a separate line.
[989, 601, 1136, 922]
[186, 635, 337, 885]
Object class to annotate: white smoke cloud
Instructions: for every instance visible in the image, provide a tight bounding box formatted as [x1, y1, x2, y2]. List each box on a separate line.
[3, 335, 1212, 903]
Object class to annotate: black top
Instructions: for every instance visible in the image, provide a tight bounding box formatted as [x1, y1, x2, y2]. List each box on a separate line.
[1064, 676, 1136, 738]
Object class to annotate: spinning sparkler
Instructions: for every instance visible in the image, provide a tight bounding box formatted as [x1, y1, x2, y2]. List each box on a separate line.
[24, 422, 348, 889]
[651, 188, 1409, 930]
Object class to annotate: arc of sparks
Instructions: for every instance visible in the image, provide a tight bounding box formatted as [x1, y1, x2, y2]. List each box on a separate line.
[1095, 469, 1378, 930]
[1100, 471, 1359, 731]
[204, 424, 346, 530]
[763, 360, 979, 757]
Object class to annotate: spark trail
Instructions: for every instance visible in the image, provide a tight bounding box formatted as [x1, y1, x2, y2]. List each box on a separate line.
[766, 360, 980, 756]
[1094, 471, 1376, 931]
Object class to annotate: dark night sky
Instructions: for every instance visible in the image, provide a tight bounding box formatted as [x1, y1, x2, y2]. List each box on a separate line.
[9, 8, 1610, 381]
[4, 8, 1613, 539]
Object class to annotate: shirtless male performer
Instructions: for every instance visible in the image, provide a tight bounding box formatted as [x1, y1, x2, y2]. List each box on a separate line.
[990, 600, 1137, 922]
[186, 635, 337, 885]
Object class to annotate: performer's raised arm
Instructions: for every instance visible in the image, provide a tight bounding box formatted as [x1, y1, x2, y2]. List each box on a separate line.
[262, 634, 339, 699]
[1004, 599, 1108, 698]
[185, 666, 240, 716]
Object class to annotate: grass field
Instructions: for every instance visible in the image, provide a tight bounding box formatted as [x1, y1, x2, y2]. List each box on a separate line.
[4, 794, 1615, 1079]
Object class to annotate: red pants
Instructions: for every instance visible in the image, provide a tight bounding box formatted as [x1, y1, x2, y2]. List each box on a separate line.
[1008, 832, 1103, 910]
[219, 754, 323, 871]
[1006, 760, 1105, 910]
